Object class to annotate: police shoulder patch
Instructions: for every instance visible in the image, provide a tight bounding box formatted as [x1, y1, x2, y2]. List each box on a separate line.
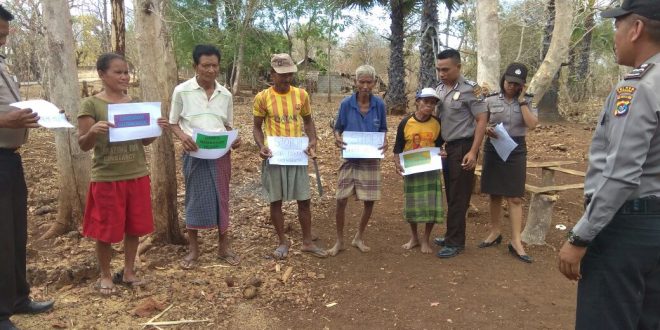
[614, 85, 636, 117]
[464, 79, 478, 87]
[624, 63, 655, 80]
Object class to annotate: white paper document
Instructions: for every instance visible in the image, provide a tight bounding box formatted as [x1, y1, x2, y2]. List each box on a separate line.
[399, 147, 443, 175]
[267, 136, 309, 166]
[189, 129, 239, 159]
[107, 102, 162, 142]
[490, 123, 518, 162]
[342, 131, 385, 159]
[10, 99, 74, 128]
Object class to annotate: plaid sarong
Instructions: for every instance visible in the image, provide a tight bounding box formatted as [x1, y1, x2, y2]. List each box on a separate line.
[403, 170, 444, 223]
[335, 159, 382, 201]
[182, 152, 232, 233]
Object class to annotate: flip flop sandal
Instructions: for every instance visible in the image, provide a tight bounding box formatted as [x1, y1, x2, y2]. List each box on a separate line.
[112, 271, 147, 287]
[179, 259, 197, 270]
[218, 253, 241, 266]
[273, 245, 289, 260]
[93, 280, 118, 296]
[302, 246, 328, 258]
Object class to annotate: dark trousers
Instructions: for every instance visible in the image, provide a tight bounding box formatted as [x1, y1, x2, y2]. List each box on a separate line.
[0, 151, 30, 321]
[576, 213, 660, 330]
[441, 138, 476, 247]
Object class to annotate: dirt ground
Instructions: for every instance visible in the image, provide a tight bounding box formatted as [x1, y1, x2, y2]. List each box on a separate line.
[11, 93, 596, 329]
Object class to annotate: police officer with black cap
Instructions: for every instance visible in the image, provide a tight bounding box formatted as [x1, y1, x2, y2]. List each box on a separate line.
[558, 0, 660, 328]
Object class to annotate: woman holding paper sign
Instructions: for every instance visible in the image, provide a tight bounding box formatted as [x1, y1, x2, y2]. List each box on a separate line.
[479, 63, 538, 263]
[77, 53, 168, 295]
[393, 88, 445, 254]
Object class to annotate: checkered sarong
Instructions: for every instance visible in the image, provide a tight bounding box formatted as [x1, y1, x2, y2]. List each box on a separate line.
[182, 152, 231, 233]
[403, 170, 443, 223]
[335, 159, 382, 201]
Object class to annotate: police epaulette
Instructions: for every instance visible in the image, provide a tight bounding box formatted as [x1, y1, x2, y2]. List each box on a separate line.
[486, 91, 499, 97]
[624, 63, 654, 80]
[464, 80, 478, 87]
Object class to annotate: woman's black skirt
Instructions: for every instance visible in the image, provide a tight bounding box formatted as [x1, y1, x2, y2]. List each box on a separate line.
[480, 136, 527, 197]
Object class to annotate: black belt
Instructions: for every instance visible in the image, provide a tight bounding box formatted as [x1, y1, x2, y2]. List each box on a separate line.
[0, 148, 18, 155]
[585, 194, 660, 215]
[446, 137, 473, 145]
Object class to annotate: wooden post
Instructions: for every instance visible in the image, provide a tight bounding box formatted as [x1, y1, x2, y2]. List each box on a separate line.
[522, 168, 557, 245]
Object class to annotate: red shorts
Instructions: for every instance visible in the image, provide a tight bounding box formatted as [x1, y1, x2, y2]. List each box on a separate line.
[82, 175, 154, 243]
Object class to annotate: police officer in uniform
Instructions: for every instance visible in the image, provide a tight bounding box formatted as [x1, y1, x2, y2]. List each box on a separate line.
[0, 5, 54, 330]
[558, 1, 660, 328]
[432, 49, 488, 258]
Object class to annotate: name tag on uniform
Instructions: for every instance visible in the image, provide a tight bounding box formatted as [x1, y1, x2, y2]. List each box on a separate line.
[453, 92, 460, 100]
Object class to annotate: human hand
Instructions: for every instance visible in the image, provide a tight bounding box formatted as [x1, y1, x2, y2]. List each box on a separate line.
[461, 151, 477, 170]
[305, 140, 317, 157]
[1, 108, 40, 128]
[379, 140, 388, 154]
[179, 134, 199, 152]
[259, 145, 273, 159]
[157, 117, 169, 130]
[518, 85, 528, 104]
[394, 159, 404, 176]
[89, 120, 115, 135]
[558, 241, 587, 281]
[486, 126, 498, 139]
[438, 148, 447, 158]
[334, 135, 346, 150]
[231, 135, 242, 149]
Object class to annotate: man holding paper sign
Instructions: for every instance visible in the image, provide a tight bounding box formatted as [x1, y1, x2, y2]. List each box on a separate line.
[393, 88, 445, 255]
[169, 45, 241, 268]
[0, 6, 54, 328]
[327, 64, 387, 256]
[253, 53, 326, 259]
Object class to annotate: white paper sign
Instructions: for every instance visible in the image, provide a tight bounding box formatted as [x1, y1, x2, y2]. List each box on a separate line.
[107, 102, 162, 142]
[10, 99, 74, 128]
[399, 147, 443, 175]
[490, 123, 518, 162]
[267, 136, 309, 166]
[189, 129, 239, 159]
[342, 131, 385, 159]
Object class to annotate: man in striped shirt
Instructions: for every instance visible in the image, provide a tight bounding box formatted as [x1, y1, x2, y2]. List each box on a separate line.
[252, 53, 327, 259]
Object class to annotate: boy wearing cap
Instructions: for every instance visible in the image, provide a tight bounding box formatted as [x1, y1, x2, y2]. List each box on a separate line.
[558, 1, 660, 328]
[252, 53, 327, 259]
[393, 88, 444, 254]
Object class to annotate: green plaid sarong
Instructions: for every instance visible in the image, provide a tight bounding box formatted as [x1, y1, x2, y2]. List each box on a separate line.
[403, 170, 444, 223]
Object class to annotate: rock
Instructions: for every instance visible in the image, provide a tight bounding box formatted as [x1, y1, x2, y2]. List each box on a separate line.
[247, 276, 262, 287]
[34, 205, 55, 216]
[225, 275, 237, 287]
[551, 144, 568, 152]
[192, 279, 210, 286]
[65, 231, 82, 240]
[243, 285, 258, 299]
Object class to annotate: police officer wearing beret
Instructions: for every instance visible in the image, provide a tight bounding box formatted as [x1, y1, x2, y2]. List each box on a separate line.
[479, 63, 538, 263]
[0, 5, 54, 330]
[433, 49, 488, 258]
[558, 0, 660, 328]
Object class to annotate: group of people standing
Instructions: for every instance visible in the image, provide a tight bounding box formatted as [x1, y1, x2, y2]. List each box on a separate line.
[2, 1, 659, 329]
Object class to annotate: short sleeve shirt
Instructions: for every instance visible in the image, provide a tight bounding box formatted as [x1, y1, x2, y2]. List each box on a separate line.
[169, 77, 233, 136]
[334, 93, 387, 133]
[253, 86, 311, 137]
[393, 114, 443, 153]
[434, 76, 487, 142]
[0, 56, 27, 148]
[486, 93, 537, 137]
[78, 96, 149, 182]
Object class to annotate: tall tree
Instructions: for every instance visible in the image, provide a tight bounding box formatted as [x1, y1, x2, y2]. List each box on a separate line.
[568, 0, 595, 101]
[385, 0, 414, 114]
[418, 0, 439, 90]
[111, 0, 126, 55]
[476, 0, 499, 91]
[41, 0, 92, 239]
[134, 0, 185, 244]
[226, 0, 262, 95]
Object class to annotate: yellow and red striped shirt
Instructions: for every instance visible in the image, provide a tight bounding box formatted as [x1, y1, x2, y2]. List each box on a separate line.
[253, 86, 311, 137]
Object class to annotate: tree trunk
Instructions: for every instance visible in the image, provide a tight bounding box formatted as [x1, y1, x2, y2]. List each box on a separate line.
[527, 0, 574, 122]
[476, 0, 500, 91]
[418, 0, 438, 90]
[231, 37, 245, 95]
[385, 0, 408, 115]
[111, 0, 126, 55]
[327, 10, 336, 103]
[134, 0, 185, 244]
[568, 0, 594, 102]
[41, 0, 92, 240]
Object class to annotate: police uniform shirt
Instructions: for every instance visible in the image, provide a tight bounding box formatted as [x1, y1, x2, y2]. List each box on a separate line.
[486, 92, 537, 137]
[573, 52, 660, 241]
[0, 55, 26, 148]
[434, 76, 487, 142]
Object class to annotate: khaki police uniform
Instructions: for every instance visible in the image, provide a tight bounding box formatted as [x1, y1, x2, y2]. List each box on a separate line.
[435, 76, 487, 248]
[573, 52, 660, 329]
[0, 54, 32, 323]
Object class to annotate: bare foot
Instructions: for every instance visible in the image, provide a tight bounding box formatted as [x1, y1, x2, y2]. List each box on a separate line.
[180, 251, 198, 270]
[301, 244, 328, 258]
[351, 236, 371, 252]
[327, 241, 345, 257]
[218, 250, 241, 266]
[95, 277, 116, 295]
[401, 238, 420, 250]
[420, 241, 433, 254]
[273, 244, 290, 260]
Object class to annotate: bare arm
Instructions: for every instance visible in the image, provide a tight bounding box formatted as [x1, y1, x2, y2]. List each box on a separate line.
[252, 116, 271, 159]
[462, 112, 488, 170]
[302, 114, 318, 156]
[78, 116, 113, 152]
[520, 104, 538, 129]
